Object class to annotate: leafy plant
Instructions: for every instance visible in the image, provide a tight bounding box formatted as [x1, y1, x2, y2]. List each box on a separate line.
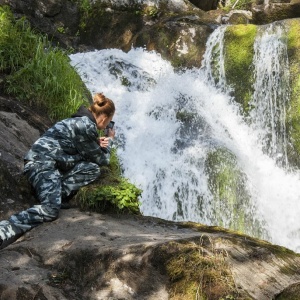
[79, 178, 142, 213]
[76, 149, 142, 214]
[0, 6, 40, 72]
[57, 26, 66, 33]
[142, 6, 159, 18]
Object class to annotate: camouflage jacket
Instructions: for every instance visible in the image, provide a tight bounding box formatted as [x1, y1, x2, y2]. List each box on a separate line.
[24, 106, 113, 171]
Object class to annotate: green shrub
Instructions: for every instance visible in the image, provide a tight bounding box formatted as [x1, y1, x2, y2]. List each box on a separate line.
[0, 5, 91, 121]
[76, 150, 142, 214]
[78, 177, 142, 214]
[0, 6, 40, 72]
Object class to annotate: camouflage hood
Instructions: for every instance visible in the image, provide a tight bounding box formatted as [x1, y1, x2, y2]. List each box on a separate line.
[71, 105, 96, 124]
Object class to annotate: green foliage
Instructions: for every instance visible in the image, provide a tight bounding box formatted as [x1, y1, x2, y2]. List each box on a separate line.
[78, 0, 93, 30]
[6, 45, 90, 120]
[0, 5, 91, 121]
[221, 0, 254, 10]
[0, 6, 40, 72]
[57, 26, 65, 34]
[79, 177, 142, 213]
[76, 149, 142, 214]
[142, 6, 159, 18]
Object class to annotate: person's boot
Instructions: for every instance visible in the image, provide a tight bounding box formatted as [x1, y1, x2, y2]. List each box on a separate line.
[61, 190, 78, 209]
[0, 221, 24, 250]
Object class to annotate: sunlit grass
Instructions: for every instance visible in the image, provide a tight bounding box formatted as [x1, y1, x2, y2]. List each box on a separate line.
[0, 5, 91, 121]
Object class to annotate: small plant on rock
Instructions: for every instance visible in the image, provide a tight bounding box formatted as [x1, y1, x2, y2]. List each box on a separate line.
[75, 149, 142, 214]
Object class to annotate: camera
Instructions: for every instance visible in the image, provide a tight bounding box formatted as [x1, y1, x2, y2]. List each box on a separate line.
[107, 121, 115, 129]
[104, 121, 115, 136]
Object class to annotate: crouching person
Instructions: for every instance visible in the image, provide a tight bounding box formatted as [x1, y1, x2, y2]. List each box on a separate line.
[0, 93, 115, 249]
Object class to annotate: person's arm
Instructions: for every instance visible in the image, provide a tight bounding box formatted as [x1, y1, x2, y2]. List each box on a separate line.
[73, 118, 113, 166]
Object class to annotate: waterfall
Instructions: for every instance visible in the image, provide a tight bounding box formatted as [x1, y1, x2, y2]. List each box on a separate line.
[201, 25, 228, 91]
[69, 25, 300, 253]
[250, 23, 290, 167]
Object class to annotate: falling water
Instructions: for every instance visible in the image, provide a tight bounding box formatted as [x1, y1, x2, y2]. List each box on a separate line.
[201, 25, 228, 91]
[69, 25, 300, 252]
[250, 23, 290, 167]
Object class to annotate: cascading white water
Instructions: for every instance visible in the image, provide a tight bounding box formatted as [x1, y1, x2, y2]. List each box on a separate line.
[69, 25, 300, 252]
[250, 23, 290, 167]
[201, 25, 228, 91]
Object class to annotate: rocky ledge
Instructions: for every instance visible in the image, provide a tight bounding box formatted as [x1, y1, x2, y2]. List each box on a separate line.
[1, 209, 300, 299]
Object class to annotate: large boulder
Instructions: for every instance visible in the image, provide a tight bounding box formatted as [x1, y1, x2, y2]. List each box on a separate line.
[0, 96, 52, 220]
[1, 210, 300, 300]
[252, 0, 300, 23]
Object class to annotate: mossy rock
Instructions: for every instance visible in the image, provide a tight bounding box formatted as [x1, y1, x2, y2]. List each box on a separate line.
[204, 148, 267, 239]
[134, 16, 215, 68]
[151, 240, 242, 300]
[223, 24, 257, 113]
[285, 18, 300, 167]
[78, 3, 144, 51]
[252, 3, 300, 25]
[275, 282, 300, 300]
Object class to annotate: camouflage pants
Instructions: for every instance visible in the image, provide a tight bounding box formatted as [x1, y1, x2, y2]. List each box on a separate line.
[0, 160, 100, 245]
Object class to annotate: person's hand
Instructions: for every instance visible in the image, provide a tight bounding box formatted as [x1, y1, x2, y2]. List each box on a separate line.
[99, 137, 110, 148]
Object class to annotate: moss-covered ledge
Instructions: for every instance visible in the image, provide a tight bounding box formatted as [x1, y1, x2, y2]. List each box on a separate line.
[224, 24, 257, 112]
[4, 211, 299, 300]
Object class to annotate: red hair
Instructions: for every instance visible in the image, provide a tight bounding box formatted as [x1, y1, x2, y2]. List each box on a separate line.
[89, 93, 115, 117]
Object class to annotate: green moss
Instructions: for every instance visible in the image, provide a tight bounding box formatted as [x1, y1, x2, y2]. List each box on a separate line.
[142, 5, 159, 18]
[286, 19, 300, 166]
[205, 148, 266, 239]
[175, 221, 300, 262]
[152, 240, 241, 300]
[224, 24, 257, 113]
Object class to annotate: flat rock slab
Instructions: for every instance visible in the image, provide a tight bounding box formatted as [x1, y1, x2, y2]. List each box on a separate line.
[1, 209, 300, 299]
[0, 209, 200, 299]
